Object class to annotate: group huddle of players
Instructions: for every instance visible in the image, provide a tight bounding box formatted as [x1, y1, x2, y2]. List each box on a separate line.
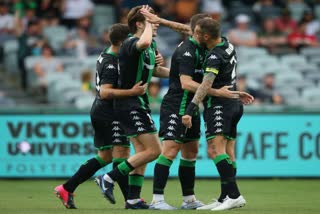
[54, 5, 254, 211]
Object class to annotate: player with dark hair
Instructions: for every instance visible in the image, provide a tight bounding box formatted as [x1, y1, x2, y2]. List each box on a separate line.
[94, 5, 169, 209]
[54, 23, 147, 209]
[140, 10, 253, 210]
[182, 18, 251, 210]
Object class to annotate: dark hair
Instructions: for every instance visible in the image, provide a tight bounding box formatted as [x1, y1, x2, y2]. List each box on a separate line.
[190, 13, 211, 32]
[109, 23, 130, 45]
[197, 18, 221, 40]
[127, 6, 155, 33]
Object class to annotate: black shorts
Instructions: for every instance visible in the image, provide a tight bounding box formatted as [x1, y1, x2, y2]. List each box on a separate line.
[159, 107, 201, 143]
[117, 108, 157, 138]
[203, 101, 243, 140]
[91, 118, 130, 150]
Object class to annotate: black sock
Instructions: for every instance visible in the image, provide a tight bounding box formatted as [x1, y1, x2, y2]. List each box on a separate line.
[179, 158, 196, 196]
[108, 160, 134, 182]
[214, 154, 240, 201]
[232, 161, 237, 176]
[128, 174, 144, 200]
[113, 158, 129, 200]
[63, 157, 106, 193]
[153, 154, 172, 194]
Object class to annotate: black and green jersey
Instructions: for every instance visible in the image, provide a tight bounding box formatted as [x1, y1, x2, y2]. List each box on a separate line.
[90, 48, 118, 121]
[162, 36, 206, 115]
[114, 36, 157, 111]
[203, 37, 238, 108]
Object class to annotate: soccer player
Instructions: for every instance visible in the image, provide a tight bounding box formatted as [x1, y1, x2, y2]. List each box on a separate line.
[54, 23, 147, 209]
[140, 11, 253, 210]
[182, 18, 249, 210]
[94, 5, 169, 209]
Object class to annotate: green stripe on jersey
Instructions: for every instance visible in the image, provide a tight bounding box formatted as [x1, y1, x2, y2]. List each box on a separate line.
[179, 90, 189, 115]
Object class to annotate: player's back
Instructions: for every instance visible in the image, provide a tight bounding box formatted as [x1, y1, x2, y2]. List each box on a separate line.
[206, 37, 237, 91]
[91, 50, 118, 121]
[204, 37, 239, 106]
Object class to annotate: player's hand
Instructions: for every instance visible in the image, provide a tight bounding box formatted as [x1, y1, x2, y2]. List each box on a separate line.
[140, 7, 161, 24]
[155, 51, 164, 66]
[218, 85, 240, 99]
[131, 81, 148, 96]
[182, 115, 192, 128]
[239, 91, 254, 105]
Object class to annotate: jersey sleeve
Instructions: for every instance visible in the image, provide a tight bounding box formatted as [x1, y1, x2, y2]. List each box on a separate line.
[100, 59, 118, 86]
[205, 52, 221, 76]
[177, 44, 196, 77]
[125, 37, 143, 56]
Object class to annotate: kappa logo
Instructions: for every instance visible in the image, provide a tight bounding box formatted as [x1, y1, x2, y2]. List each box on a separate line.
[167, 126, 176, 131]
[214, 110, 223, 115]
[209, 54, 218, 60]
[113, 139, 122, 143]
[167, 132, 174, 137]
[130, 111, 138, 115]
[214, 106, 223, 109]
[135, 121, 144, 126]
[112, 126, 121, 131]
[169, 114, 178, 119]
[183, 51, 192, 57]
[214, 116, 223, 121]
[132, 116, 141, 120]
[214, 122, 223, 127]
[112, 121, 120, 125]
[215, 128, 223, 133]
[168, 119, 177, 125]
[107, 64, 116, 69]
[113, 132, 121, 137]
[137, 127, 146, 132]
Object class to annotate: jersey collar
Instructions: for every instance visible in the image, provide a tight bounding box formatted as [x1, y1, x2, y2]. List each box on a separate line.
[105, 47, 117, 57]
[189, 36, 200, 47]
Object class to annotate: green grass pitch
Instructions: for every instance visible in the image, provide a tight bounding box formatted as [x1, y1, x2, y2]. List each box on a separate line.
[0, 179, 319, 214]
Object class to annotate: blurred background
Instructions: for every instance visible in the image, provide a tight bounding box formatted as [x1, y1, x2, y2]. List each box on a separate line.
[0, 0, 319, 178]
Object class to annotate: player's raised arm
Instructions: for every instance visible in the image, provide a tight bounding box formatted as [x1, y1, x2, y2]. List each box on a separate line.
[140, 8, 192, 35]
[136, 6, 154, 49]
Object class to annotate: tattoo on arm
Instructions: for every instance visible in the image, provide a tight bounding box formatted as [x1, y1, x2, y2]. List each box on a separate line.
[163, 19, 192, 35]
[191, 73, 216, 105]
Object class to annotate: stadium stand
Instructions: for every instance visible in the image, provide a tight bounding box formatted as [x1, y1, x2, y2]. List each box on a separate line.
[0, 0, 319, 109]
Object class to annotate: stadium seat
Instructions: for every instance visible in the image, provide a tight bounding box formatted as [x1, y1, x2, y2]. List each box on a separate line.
[3, 40, 19, 73]
[280, 54, 307, 67]
[309, 57, 320, 66]
[257, 55, 279, 65]
[302, 87, 320, 103]
[300, 47, 320, 59]
[236, 47, 268, 60]
[63, 90, 92, 104]
[74, 95, 94, 109]
[43, 26, 68, 51]
[25, 56, 41, 88]
[315, 5, 320, 20]
[92, 5, 115, 35]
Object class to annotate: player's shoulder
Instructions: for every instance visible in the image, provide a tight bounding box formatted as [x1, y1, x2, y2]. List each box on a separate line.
[212, 37, 235, 55]
[176, 38, 197, 57]
[122, 36, 138, 47]
[99, 52, 117, 64]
